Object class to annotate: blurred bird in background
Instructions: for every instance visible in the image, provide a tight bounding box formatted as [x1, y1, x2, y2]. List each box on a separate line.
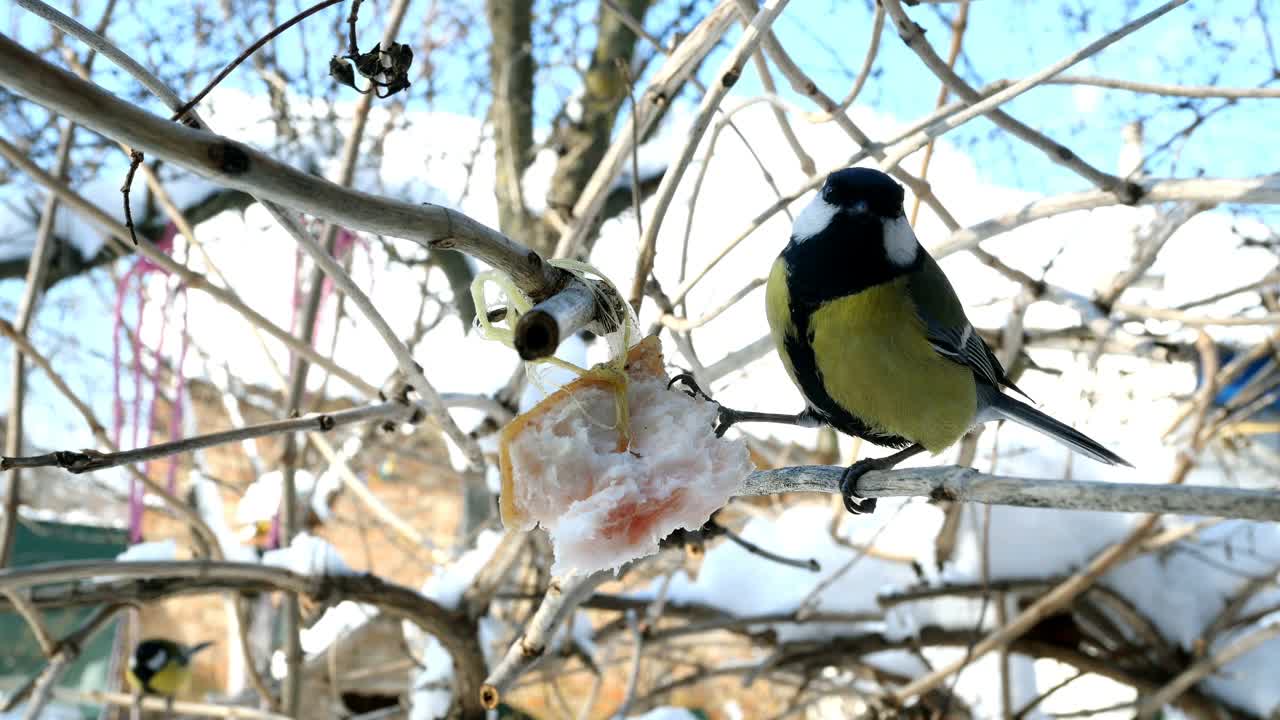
[127, 638, 212, 706]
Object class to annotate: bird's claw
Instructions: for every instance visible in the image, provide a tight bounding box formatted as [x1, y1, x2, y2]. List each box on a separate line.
[668, 372, 715, 403]
[667, 373, 738, 437]
[838, 460, 879, 515]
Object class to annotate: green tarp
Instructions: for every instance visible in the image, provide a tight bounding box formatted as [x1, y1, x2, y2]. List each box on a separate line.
[0, 518, 127, 719]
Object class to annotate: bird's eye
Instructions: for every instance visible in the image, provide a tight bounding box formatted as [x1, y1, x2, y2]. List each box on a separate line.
[821, 186, 833, 203]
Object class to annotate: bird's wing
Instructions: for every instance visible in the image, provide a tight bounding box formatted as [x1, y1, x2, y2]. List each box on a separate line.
[906, 253, 1031, 400]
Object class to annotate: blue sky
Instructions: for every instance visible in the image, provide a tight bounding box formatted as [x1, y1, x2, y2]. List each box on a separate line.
[7, 0, 1277, 198]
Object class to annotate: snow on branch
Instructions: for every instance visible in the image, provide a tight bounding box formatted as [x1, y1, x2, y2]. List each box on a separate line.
[741, 465, 1280, 522]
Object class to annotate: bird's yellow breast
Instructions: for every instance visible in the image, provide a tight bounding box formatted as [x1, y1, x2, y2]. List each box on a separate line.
[129, 663, 189, 697]
[766, 258, 801, 388]
[767, 258, 975, 452]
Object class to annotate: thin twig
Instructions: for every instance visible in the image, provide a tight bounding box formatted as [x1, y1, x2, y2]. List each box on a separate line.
[14, 602, 133, 718]
[807, 4, 884, 123]
[628, 0, 791, 310]
[2, 589, 55, 656]
[0, 318, 223, 556]
[1138, 623, 1280, 717]
[1045, 74, 1280, 98]
[908, 0, 969, 225]
[880, 0, 1140, 196]
[879, 0, 1190, 182]
[719, 524, 820, 572]
[119, 150, 143, 244]
[3, 122, 76, 566]
[555, 0, 739, 259]
[1, 400, 410, 474]
[614, 610, 645, 718]
[170, 0, 346, 123]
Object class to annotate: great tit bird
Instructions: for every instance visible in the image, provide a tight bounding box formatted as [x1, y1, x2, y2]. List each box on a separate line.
[678, 167, 1129, 513]
[127, 638, 212, 699]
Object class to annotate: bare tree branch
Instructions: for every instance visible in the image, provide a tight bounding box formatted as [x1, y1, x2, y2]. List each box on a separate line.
[0, 31, 607, 361]
[629, 0, 791, 310]
[0, 560, 487, 719]
[0, 318, 223, 556]
[879, 0, 1190, 177]
[1047, 74, 1280, 99]
[1, 399, 411, 474]
[554, 0, 738, 258]
[880, 0, 1138, 198]
[740, 465, 1280, 522]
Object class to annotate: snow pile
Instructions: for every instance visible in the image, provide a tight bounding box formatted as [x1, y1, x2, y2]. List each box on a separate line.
[655, 502, 931, 643]
[647, 500, 1280, 716]
[300, 601, 377, 655]
[627, 708, 701, 720]
[499, 336, 753, 574]
[269, 600, 379, 679]
[190, 473, 260, 563]
[420, 529, 504, 611]
[406, 530, 505, 719]
[115, 539, 178, 562]
[236, 469, 328, 526]
[262, 533, 354, 576]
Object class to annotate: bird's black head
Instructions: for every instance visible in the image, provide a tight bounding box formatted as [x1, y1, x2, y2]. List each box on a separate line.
[786, 166, 921, 293]
[821, 167, 905, 219]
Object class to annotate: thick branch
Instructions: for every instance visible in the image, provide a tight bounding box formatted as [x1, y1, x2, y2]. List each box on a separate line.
[0, 560, 487, 719]
[484, 0, 538, 248]
[0, 32, 605, 359]
[741, 465, 1280, 522]
[482, 569, 616, 707]
[514, 280, 621, 360]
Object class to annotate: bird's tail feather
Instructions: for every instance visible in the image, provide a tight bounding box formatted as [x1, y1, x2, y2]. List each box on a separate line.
[186, 641, 214, 658]
[987, 393, 1132, 467]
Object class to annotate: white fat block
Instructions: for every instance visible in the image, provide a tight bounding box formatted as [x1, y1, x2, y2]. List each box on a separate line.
[501, 338, 753, 574]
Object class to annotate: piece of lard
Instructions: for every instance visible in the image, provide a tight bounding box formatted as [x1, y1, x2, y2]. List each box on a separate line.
[500, 336, 753, 574]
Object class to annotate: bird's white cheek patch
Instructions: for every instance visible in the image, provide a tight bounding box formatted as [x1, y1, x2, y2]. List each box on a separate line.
[791, 195, 838, 243]
[147, 650, 167, 671]
[884, 216, 919, 266]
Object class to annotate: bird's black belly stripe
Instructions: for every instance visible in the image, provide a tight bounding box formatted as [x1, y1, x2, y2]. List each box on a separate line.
[783, 303, 911, 449]
[776, 214, 922, 449]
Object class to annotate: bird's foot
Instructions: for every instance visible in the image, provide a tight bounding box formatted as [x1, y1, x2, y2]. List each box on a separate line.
[668, 373, 714, 403]
[838, 444, 926, 515]
[668, 373, 738, 437]
[838, 459, 885, 515]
